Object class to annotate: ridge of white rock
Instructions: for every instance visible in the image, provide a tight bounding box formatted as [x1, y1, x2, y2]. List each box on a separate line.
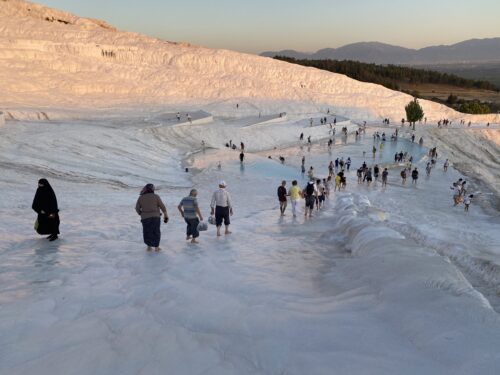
[1, 0, 499, 123]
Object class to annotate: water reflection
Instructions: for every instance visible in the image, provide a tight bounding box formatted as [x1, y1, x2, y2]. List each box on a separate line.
[33, 241, 60, 268]
[27, 242, 61, 287]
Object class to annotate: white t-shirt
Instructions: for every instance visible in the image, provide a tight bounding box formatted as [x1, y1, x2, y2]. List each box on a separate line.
[211, 188, 232, 208]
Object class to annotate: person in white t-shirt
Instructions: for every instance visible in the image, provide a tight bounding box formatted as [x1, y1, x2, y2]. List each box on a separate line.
[463, 194, 473, 212]
[210, 181, 233, 236]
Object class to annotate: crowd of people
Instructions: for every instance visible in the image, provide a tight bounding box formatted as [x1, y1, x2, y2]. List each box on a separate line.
[30, 115, 479, 251]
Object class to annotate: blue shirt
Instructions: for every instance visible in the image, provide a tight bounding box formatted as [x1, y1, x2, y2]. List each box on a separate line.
[179, 196, 198, 219]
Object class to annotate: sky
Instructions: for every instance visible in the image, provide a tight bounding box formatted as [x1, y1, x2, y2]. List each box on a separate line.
[36, 0, 500, 54]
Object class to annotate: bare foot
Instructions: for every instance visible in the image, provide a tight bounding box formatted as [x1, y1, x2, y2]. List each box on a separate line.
[217, 232, 221, 237]
[186, 236, 192, 240]
[225, 231, 232, 235]
[191, 239, 199, 244]
[155, 247, 161, 252]
[146, 246, 153, 252]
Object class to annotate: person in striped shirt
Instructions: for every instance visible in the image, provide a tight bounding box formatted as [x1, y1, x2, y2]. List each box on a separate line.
[178, 189, 204, 244]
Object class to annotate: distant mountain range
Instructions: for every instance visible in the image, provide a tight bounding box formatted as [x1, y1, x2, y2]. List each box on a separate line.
[260, 38, 500, 65]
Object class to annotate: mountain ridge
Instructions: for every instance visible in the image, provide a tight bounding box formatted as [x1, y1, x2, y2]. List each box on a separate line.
[261, 38, 500, 65]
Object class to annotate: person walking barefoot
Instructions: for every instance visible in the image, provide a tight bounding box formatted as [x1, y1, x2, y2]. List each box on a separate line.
[178, 189, 204, 244]
[382, 168, 388, 187]
[443, 159, 449, 172]
[277, 180, 288, 216]
[411, 168, 419, 185]
[464, 194, 473, 212]
[210, 181, 233, 236]
[135, 184, 168, 251]
[288, 180, 301, 217]
[302, 180, 317, 218]
[400, 168, 407, 184]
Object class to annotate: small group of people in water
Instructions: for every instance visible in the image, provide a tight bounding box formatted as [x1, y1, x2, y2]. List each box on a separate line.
[450, 178, 473, 211]
[222, 139, 246, 163]
[276, 178, 331, 218]
[225, 139, 245, 151]
[280, 155, 358, 217]
[134, 180, 233, 251]
[401, 167, 419, 184]
[176, 112, 192, 123]
[356, 162, 389, 187]
[32, 179, 234, 251]
[310, 116, 337, 127]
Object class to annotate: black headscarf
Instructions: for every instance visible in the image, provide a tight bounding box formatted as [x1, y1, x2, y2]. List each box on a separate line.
[32, 178, 59, 214]
[140, 183, 155, 196]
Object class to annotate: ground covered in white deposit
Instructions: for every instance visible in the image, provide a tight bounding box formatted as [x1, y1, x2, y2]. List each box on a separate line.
[1, 1, 500, 374]
[1, 110, 500, 375]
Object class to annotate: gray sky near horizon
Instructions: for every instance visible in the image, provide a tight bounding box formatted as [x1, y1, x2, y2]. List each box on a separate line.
[36, 0, 500, 53]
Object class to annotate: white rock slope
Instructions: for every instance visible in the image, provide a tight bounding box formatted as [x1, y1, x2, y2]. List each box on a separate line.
[1, 0, 499, 123]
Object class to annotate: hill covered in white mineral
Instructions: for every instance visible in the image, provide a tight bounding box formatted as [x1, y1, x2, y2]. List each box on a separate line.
[1, 0, 498, 123]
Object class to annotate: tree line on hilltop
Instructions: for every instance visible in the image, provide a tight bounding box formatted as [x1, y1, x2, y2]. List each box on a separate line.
[274, 56, 498, 114]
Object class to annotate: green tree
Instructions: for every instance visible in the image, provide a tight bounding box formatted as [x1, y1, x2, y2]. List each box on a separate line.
[405, 99, 424, 130]
[447, 93, 458, 104]
[459, 101, 490, 114]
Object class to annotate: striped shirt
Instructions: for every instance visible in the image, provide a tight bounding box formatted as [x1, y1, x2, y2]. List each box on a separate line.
[179, 196, 199, 219]
[211, 188, 232, 209]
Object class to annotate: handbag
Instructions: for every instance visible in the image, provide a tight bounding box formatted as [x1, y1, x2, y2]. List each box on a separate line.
[197, 221, 208, 232]
[35, 214, 53, 235]
[208, 216, 216, 225]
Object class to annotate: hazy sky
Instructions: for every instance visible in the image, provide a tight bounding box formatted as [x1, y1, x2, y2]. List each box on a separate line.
[36, 0, 500, 53]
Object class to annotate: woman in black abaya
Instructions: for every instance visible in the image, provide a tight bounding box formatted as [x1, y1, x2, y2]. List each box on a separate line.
[32, 178, 60, 241]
